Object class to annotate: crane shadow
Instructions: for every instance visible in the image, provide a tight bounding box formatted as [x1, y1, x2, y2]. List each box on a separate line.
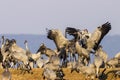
[99, 68, 120, 80]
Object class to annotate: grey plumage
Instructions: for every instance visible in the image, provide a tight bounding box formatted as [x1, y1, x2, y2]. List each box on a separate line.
[1, 68, 11, 80]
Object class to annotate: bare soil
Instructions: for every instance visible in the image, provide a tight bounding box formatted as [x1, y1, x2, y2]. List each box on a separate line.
[0, 68, 120, 80]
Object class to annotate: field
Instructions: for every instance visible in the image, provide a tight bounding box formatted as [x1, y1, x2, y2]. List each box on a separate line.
[0, 68, 120, 80]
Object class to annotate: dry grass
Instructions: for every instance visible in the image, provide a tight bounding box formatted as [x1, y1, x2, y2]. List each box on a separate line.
[0, 68, 120, 80]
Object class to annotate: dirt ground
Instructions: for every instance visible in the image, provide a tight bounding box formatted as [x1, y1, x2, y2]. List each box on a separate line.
[0, 68, 120, 80]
